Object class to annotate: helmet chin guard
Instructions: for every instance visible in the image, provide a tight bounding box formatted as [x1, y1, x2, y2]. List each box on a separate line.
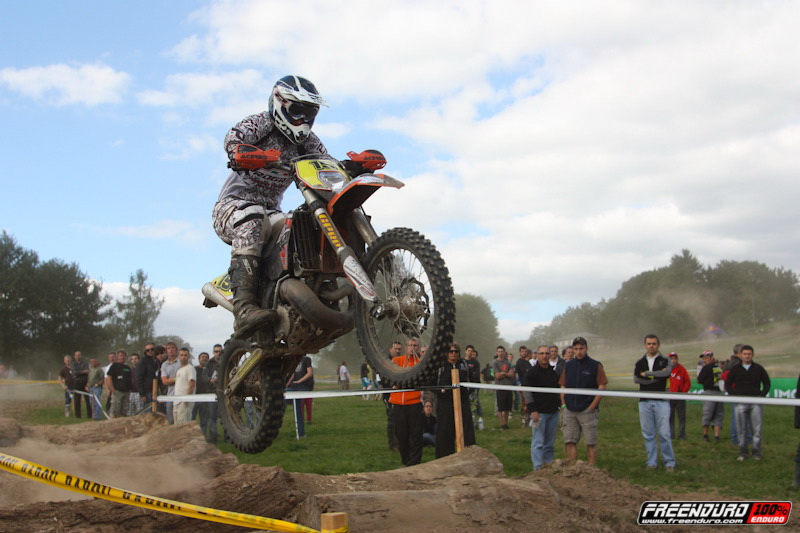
[269, 75, 327, 144]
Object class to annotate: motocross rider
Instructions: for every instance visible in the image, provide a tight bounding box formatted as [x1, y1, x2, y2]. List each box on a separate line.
[212, 75, 383, 339]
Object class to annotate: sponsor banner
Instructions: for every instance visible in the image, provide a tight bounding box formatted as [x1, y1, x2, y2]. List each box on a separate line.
[638, 501, 792, 526]
[688, 378, 796, 399]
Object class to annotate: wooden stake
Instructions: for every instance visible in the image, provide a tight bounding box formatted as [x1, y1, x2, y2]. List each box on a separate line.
[451, 368, 464, 452]
[321, 511, 348, 532]
[151, 378, 158, 415]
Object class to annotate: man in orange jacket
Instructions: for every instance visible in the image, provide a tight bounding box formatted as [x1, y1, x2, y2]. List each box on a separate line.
[389, 338, 423, 466]
[668, 352, 691, 440]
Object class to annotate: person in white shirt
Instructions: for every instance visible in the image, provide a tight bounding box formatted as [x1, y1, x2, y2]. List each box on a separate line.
[173, 348, 196, 424]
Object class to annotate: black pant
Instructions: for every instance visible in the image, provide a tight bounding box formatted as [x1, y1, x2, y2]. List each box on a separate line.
[385, 398, 398, 451]
[669, 399, 687, 439]
[73, 379, 91, 418]
[435, 397, 476, 458]
[392, 403, 423, 466]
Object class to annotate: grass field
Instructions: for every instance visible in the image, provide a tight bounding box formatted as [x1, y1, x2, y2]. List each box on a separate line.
[194, 383, 798, 503]
[9, 349, 800, 505]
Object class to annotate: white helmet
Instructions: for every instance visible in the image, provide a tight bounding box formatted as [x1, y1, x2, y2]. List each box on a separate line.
[269, 75, 327, 144]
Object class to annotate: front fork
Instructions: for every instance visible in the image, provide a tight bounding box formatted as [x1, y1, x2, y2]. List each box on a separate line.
[300, 187, 379, 303]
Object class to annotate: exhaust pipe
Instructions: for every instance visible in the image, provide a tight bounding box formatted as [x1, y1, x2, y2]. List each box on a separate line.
[279, 278, 354, 332]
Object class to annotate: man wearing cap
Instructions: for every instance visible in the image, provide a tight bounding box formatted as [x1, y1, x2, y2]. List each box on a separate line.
[697, 350, 724, 442]
[634, 334, 676, 471]
[668, 352, 691, 440]
[559, 337, 608, 465]
[724, 345, 770, 461]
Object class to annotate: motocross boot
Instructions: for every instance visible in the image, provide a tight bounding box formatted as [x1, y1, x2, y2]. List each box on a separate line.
[229, 255, 277, 339]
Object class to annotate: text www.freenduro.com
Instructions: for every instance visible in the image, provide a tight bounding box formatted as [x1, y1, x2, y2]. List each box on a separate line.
[638, 501, 791, 526]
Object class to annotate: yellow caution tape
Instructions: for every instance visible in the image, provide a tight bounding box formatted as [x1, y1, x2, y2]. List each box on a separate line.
[0, 452, 317, 532]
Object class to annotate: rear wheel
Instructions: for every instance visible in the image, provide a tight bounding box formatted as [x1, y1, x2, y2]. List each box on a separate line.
[355, 227, 455, 386]
[217, 339, 286, 453]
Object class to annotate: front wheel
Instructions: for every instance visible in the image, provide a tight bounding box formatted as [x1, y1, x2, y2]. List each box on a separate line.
[355, 227, 455, 387]
[217, 339, 286, 453]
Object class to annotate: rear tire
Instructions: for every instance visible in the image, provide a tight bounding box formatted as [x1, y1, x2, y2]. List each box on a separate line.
[355, 227, 455, 387]
[217, 338, 285, 453]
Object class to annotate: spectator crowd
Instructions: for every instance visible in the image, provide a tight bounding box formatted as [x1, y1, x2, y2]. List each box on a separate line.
[56, 341, 223, 444]
[50, 333, 778, 473]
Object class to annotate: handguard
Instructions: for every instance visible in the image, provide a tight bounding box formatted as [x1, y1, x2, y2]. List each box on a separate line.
[233, 144, 282, 170]
[346, 149, 386, 172]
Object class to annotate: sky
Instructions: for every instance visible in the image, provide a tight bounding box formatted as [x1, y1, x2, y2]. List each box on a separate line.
[2, 0, 799, 353]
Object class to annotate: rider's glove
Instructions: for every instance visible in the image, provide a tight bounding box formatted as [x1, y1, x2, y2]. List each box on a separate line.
[232, 144, 281, 170]
[345, 149, 386, 173]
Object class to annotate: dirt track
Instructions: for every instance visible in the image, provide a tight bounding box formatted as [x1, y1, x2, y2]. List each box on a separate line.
[0, 415, 796, 532]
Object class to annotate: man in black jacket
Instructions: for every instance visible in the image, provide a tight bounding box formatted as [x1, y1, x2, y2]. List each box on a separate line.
[523, 345, 561, 470]
[724, 345, 770, 461]
[633, 334, 675, 472]
[136, 342, 159, 410]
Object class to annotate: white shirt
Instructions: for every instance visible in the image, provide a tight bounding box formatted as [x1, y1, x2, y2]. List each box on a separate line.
[174, 365, 196, 406]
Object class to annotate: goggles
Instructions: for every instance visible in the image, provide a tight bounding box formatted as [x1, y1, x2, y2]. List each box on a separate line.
[277, 93, 319, 123]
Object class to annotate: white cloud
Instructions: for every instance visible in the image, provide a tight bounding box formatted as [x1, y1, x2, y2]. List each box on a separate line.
[0, 63, 130, 106]
[136, 69, 266, 107]
[137, 0, 800, 342]
[75, 220, 207, 245]
[155, 287, 231, 351]
[101, 283, 230, 352]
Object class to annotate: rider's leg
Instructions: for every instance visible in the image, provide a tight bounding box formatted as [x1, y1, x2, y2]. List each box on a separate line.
[215, 201, 278, 338]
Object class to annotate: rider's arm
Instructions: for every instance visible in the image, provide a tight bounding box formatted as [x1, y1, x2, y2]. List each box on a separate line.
[224, 112, 271, 159]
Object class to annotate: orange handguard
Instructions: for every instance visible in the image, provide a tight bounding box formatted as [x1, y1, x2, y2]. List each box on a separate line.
[346, 149, 386, 172]
[233, 144, 282, 170]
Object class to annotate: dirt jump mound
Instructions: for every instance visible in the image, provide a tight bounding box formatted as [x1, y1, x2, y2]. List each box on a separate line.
[0, 416, 736, 532]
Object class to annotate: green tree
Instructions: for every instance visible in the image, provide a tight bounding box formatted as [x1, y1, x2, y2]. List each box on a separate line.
[109, 270, 164, 353]
[0, 231, 39, 362]
[707, 260, 800, 331]
[153, 334, 193, 354]
[452, 293, 503, 358]
[0, 231, 111, 377]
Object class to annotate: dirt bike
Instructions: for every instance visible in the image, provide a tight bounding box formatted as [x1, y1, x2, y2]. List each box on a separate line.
[202, 150, 455, 453]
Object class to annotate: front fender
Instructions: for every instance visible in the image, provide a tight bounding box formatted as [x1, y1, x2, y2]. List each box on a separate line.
[327, 173, 404, 220]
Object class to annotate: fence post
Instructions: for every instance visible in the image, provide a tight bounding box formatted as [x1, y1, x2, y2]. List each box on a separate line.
[451, 368, 464, 452]
[321, 511, 348, 532]
[152, 379, 158, 414]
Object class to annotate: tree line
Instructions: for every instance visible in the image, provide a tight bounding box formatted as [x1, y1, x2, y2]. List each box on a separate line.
[0, 232, 176, 377]
[526, 249, 800, 347]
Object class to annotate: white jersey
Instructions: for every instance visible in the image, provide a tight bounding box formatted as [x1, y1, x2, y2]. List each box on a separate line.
[218, 111, 328, 210]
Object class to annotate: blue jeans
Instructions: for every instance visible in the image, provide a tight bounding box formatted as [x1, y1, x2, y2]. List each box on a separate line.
[90, 386, 104, 420]
[639, 400, 675, 468]
[530, 411, 559, 470]
[730, 402, 753, 444]
[735, 403, 762, 458]
[207, 401, 218, 443]
[286, 383, 310, 438]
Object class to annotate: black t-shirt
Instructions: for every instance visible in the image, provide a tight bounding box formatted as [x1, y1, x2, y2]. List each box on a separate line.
[464, 358, 481, 383]
[59, 366, 74, 389]
[515, 358, 532, 381]
[106, 363, 132, 392]
[293, 356, 314, 389]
